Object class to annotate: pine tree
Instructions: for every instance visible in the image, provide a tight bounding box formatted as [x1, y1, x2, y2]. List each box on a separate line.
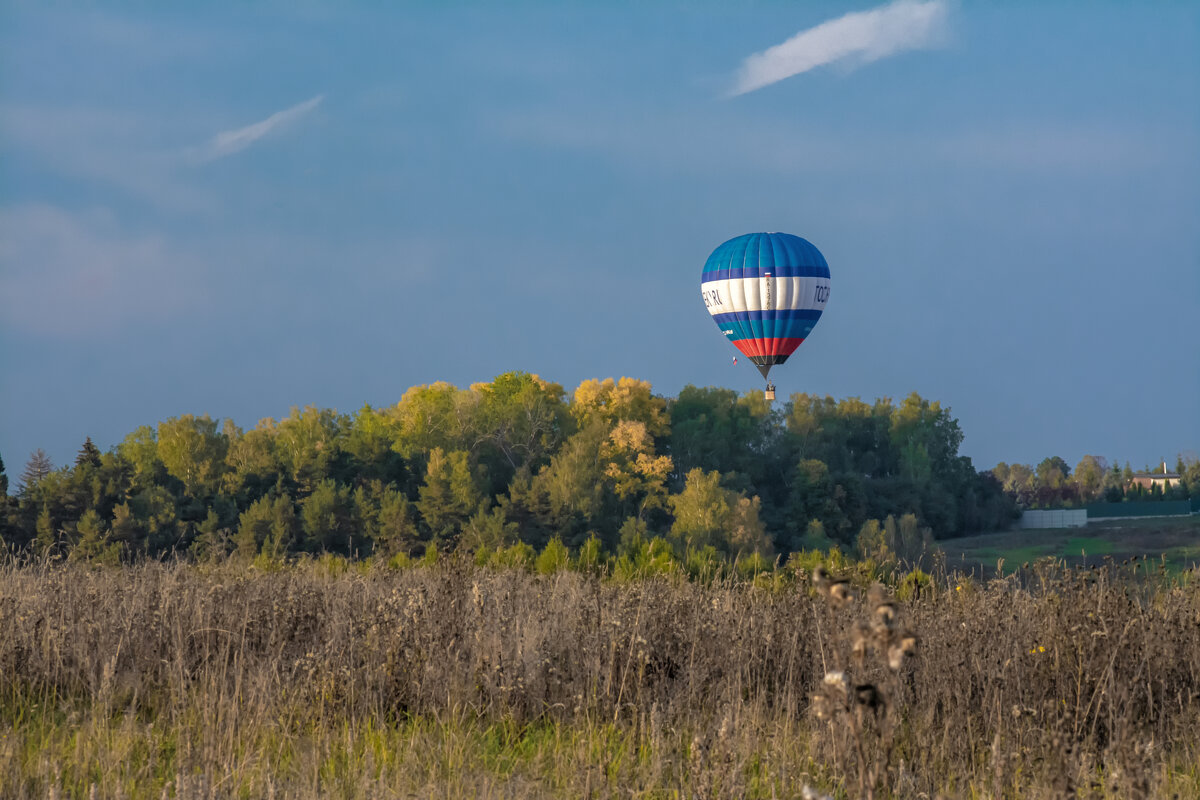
[19, 449, 54, 493]
[0, 451, 8, 497]
[76, 437, 102, 468]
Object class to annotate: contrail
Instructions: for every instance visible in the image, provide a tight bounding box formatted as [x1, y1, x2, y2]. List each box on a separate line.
[198, 94, 324, 160]
[730, 0, 949, 96]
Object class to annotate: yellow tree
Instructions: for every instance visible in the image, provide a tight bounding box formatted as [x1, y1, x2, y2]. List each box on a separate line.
[601, 420, 672, 520]
[570, 377, 669, 438]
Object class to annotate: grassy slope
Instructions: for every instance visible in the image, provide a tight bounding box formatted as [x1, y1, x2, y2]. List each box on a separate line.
[939, 515, 1200, 574]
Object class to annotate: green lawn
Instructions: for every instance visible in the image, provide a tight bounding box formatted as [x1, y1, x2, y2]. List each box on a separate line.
[939, 515, 1200, 575]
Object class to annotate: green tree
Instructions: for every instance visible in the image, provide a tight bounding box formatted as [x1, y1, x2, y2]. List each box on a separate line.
[34, 504, 57, 555]
[1073, 455, 1108, 502]
[274, 406, 345, 492]
[795, 518, 835, 551]
[75, 437, 102, 468]
[110, 502, 141, 545]
[535, 536, 570, 574]
[128, 486, 179, 554]
[1184, 459, 1200, 497]
[890, 393, 963, 480]
[343, 405, 406, 486]
[222, 421, 278, 500]
[1003, 463, 1035, 503]
[668, 468, 771, 557]
[388, 382, 472, 462]
[157, 415, 228, 497]
[189, 508, 229, 561]
[470, 372, 571, 483]
[528, 424, 611, 544]
[301, 479, 356, 554]
[670, 386, 778, 482]
[416, 448, 485, 542]
[1035, 456, 1070, 489]
[118, 426, 166, 490]
[235, 494, 298, 558]
[461, 504, 519, 551]
[69, 509, 120, 564]
[896, 512, 930, 562]
[355, 482, 420, 556]
[856, 518, 888, 562]
[65, 439, 106, 519]
[785, 459, 847, 544]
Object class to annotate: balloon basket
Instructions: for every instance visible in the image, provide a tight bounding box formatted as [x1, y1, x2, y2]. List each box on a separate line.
[764, 382, 776, 402]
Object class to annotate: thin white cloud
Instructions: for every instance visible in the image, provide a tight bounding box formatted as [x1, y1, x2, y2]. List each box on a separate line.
[194, 94, 324, 161]
[1, 104, 211, 212]
[730, 0, 950, 96]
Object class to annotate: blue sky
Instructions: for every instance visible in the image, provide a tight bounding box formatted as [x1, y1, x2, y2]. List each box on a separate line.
[2, 1, 1197, 477]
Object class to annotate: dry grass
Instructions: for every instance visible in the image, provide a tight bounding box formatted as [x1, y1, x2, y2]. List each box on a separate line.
[1, 556, 1198, 798]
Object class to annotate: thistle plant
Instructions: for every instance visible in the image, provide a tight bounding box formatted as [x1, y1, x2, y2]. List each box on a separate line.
[809, 566, 918, 800]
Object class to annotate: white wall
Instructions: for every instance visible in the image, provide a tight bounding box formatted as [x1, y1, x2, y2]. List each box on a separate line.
[1019, 509, 1087, 529]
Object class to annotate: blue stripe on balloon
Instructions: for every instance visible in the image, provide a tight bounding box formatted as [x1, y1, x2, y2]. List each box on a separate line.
[729, 323, 814, 343]
[718, 310, 821, 343]
[700, 265, 830, 279]
[702, 232, 829, 278]
[712, 309, 823, 325]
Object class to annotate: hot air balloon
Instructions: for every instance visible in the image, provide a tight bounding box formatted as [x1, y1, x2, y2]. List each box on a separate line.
[701, 232, 831, 401]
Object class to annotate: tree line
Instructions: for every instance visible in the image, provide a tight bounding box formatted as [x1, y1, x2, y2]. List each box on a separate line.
[992, 454, 1200, 509]
[1, 373, 1035, 565]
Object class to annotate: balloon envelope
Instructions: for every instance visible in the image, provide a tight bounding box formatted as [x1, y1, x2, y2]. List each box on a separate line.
[700, 232, 831, 379]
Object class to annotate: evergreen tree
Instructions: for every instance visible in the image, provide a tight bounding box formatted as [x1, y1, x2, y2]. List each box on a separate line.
[301, 479, 356, 554]
[416, 448, 485, 542]
[235, 494, 298, 558]
[75, 437, 102, 468]
[19, 449, 54, 494]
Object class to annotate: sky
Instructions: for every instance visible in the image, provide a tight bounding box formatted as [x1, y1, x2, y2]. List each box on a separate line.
[1, 1, 1198, 478]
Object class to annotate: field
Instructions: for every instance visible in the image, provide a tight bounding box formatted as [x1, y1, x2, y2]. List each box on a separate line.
[2, 556, 1199, 799]
[939, 515, 1200, 576]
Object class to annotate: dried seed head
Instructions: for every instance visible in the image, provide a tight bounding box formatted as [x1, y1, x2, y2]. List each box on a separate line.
[874, 602, 897, 627]
[829, 581, 855, 607]
[851, 622, 870, 665]
[801, 785, 833, 800]
[812, 565, 832, 594]
[823, 670, 848, 693]
[887, 644, 907, 671]
[855, 683, 883, 710]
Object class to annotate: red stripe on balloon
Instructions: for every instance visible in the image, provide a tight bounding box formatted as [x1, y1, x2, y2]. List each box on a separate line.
[732, 337, 806, 358]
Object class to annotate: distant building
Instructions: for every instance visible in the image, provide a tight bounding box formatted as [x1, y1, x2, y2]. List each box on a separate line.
[1129, 462, 1181, 491]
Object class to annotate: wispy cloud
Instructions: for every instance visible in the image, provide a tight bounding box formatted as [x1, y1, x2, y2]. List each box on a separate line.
[0, 204, 207, 337]
[730, 0, 950, 96]
[2, 104, 212, 212]
[193, 94, 324, 162]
